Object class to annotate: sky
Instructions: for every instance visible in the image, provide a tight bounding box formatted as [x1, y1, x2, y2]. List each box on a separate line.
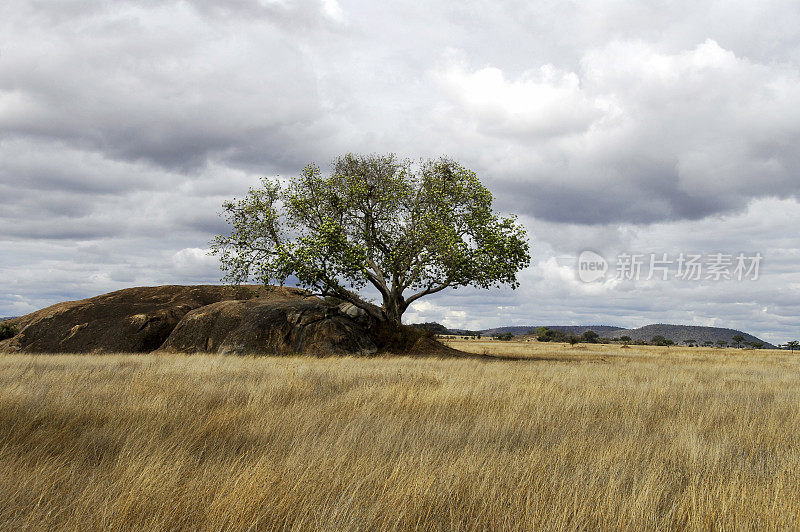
[1, 0, 799, 343]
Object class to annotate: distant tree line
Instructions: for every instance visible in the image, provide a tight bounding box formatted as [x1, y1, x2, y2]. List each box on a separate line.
[411, 322, 784, 350]
[498, 327, 773, 348]
[782, 340, 799, 353]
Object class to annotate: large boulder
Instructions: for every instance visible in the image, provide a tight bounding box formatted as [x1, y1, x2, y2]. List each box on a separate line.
[161, 298, 377, 356]
[0, 285, 305, 353]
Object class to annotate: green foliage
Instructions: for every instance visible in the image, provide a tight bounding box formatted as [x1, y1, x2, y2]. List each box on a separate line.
[535, 327, 551, 341]
[212, 153, 531, 325]
[410, 322, 450, 335]
[535, 327, 572, 343]
[650, 334, 675, 346]
[567, 335, 580, 346]
[0, 322, 17, 341]
[786, 341, 799, 353]
[494, 332, 514, 341]
[732, 335, 745, 348]
[581, 330, 599, 343]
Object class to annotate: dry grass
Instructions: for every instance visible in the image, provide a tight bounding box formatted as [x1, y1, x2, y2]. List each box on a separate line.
[1, 342, 799, 530]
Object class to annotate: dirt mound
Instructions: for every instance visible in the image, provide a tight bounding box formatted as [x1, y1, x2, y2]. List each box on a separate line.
[161, 299, 377, 355]
[0, 285, 305, 353]
[405, 336, 468, 357]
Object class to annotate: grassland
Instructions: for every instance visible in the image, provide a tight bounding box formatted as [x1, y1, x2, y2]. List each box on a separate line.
[1, 341, 799, 530]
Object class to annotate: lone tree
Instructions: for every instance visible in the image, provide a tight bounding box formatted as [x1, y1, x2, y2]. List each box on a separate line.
[651, 335, 668, 346]
[786, 340, 799, 353]
[567, 335, 580, 346]
[732, 334, 745, 348]
[211, 154, 530, 328]
[581, 330, 599, 343]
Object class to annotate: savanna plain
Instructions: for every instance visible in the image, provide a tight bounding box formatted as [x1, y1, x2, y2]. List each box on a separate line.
[1, 340, 799, 530]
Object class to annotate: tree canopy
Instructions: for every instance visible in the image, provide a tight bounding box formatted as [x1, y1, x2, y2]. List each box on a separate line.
[211, 153, 531, 325]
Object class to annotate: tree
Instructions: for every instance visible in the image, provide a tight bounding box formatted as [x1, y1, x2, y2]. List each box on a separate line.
[651, 335, 668, 346]
[786, 341, 799, 353]
[567, 335, 580, 346]
[732, 335, 745, 348]
[716, 340, 728, 348]
[536, 327, 571, 343]
[684, 339, 696, 347]
[0, 322, 17, 341]
[212, 154, 531, 327]
[534, 327, 551, 342]
[581, 330, 599, 343]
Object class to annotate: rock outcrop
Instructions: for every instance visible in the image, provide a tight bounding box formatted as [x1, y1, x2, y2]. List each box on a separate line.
[0, 285, 306, 353]
[0, 285, 467, 356]
[161, 299, 376, 355]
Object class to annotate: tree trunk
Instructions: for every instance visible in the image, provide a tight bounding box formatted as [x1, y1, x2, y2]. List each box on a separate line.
[382, 292, 406, 327]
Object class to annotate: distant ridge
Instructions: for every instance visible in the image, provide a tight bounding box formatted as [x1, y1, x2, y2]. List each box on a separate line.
[483, 325, 625, 337]
[434, 323, 777, 349]
[619, 324, 776, 348]
[480, 323, 776, 348]
[409, 322, 480, 336]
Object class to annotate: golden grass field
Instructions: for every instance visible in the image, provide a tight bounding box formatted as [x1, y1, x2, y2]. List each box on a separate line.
[1, 340, 799, 530]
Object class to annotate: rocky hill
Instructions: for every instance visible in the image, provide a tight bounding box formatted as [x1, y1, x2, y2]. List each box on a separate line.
[0, 285, 385, 355]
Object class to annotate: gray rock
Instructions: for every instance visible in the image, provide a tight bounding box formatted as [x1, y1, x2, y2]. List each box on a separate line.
[0, 285, 301, 353]
[161, 298, 377, 356]
[337, 302, 369, 322]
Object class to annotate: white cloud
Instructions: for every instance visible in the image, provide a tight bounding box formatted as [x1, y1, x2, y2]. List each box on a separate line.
[434, 57, 601, 139]
[321, 0, 345, 22]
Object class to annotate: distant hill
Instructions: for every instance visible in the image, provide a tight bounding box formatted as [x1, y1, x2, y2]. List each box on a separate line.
[483, 325, 626, 337]
[479, 323, 776, 348]
[409, 322, 480, 336]
[619, 324, 776, 348]
[0, 317, 17, 322]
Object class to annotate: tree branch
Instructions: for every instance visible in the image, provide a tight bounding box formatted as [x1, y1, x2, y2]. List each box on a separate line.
[403, 279, 452, 308]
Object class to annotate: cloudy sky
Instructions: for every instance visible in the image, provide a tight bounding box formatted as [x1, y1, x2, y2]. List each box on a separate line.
[1, 0, 799, 343]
